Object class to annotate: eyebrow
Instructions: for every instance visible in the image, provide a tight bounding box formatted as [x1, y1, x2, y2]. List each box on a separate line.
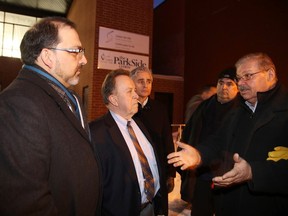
[218, 80, 234, 84]
[137, 78, 152, 81]
[125, 87, 134, 91]
[238, 70, 254, 74]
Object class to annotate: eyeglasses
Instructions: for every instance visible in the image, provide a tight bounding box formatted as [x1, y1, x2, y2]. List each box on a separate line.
[236, 70, 267, 82]
[48, 47, 85, 57]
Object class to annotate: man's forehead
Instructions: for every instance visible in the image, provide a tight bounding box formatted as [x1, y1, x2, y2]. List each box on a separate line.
[136, 71, 152, 78]
[237, 60, 258, 72]
[137, 77, 152, 80]
[116, 75, 134, 87]
[218, 78, 235, 84]
[58, 26, 81, 45]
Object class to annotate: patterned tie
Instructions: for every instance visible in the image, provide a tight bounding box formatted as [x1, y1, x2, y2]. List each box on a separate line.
[127, 121, 155, 202]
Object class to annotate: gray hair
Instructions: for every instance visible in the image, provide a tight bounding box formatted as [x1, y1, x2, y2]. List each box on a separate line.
[235, 52, 276, 73]
[130, 66, 153, 81]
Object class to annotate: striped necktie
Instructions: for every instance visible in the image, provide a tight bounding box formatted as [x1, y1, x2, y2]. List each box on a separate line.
[127, 121, 155, 202]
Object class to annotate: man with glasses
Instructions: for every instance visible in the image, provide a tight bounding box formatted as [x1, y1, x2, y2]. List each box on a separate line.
[168, 52, 288, 215]
[0, 17, 101, 215]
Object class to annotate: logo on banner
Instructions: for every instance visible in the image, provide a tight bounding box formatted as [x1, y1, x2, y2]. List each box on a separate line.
[98, 49, 148, 70]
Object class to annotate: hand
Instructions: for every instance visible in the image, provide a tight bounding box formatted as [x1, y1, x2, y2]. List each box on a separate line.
[166, 177, 174, 193]
[267, 146, 288, 162]
[212, 153, 252, 187]
[167, 141, 201, 170]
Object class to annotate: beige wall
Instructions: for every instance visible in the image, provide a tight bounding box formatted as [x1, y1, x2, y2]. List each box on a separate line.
[68, 0, 97, 120]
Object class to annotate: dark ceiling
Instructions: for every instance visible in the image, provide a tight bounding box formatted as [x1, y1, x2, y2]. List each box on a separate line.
[0, 0, 73, 17]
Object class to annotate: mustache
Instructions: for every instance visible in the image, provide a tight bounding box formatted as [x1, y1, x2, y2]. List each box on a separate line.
[238, 85, 250, 91]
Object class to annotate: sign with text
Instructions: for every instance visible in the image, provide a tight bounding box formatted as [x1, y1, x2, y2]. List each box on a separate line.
[99, 26, 149, 54]
[97, 49, 149, 70]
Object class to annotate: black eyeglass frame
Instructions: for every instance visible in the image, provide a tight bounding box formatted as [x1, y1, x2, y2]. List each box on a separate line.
[47, 47, 85, 55]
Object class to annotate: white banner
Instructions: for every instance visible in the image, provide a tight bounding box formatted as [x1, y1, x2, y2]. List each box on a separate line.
[99, 26, 149, 54]
[98, 49, 149, 71]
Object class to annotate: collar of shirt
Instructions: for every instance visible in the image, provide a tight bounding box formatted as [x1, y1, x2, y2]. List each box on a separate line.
[245, 100, 258, 113]
[138, 97, 149, 108]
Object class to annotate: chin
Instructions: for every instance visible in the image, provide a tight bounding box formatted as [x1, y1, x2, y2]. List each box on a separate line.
[132, 107, 138, 113]
[68, 77, 80, 86]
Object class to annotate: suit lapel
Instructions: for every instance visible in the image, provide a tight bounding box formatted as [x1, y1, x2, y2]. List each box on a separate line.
[105, 113, 139, 185]
[253, 110, 274, 132]
[19, 69, 90, 142]
[73, 92, 91, 139]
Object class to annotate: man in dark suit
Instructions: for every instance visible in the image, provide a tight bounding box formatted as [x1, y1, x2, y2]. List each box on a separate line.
[0, 17, 101, 215]
[90, 69, 167, 216]
[130, 66, 176, 210]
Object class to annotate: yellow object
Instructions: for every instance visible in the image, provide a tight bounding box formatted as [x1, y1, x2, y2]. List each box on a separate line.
[267, 146, 288, 162]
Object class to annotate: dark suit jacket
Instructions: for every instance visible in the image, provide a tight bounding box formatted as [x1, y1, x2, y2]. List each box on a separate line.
[90, 112, 167, 216]
[0, 67, 101, 215]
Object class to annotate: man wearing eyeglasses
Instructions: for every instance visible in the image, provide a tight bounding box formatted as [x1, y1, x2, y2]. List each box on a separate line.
[168, 52, 288, 215]
[0, 17, 101, 215]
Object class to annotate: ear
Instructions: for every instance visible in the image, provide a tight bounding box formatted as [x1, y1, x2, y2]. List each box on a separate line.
[38, 48, 54, 69]
[267, 68, 276, 81]
[108, 94, 118, 107]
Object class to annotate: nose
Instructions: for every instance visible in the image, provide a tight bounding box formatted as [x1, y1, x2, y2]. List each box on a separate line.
[80, 54, 88, 65]
[142, 81, 148, 87]
[237, 79, 245, 85]
[133, 91, 139, 99]
[222, 83, 228, 89]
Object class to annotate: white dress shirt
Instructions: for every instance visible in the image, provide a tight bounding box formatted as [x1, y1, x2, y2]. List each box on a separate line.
[110, 111, 160, 204]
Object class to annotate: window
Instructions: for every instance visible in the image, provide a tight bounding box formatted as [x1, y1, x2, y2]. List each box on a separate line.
[0, 11, 40, 58]
[154, 0, 165, 8]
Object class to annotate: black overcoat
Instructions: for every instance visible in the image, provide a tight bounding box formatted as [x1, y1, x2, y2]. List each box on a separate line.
[199, 83, 288, 216]
[0, 67, 101, 215]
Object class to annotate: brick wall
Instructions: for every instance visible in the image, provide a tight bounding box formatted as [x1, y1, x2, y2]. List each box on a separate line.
[91, 0, 154, 121]
[68, 0, 97, 121]
[68, 0, 184, 123]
